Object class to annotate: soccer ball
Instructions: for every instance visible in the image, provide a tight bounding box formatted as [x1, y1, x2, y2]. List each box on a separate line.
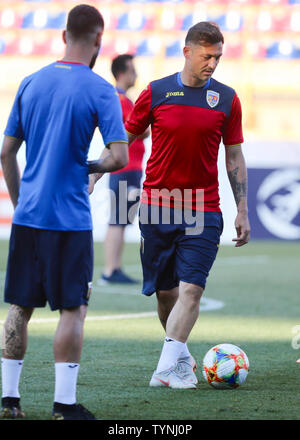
[202, 343, 249, 389]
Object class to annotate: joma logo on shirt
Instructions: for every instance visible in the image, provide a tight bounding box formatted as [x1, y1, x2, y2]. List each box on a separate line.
[166, 91, 184, 98]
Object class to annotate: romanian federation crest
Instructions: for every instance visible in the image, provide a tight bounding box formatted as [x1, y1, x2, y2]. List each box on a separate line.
[206, 90, 220, 108]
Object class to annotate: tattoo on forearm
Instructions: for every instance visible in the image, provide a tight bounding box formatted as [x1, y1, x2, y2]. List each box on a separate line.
[3, 305, 27, 358]
[227, 167, 247, 207]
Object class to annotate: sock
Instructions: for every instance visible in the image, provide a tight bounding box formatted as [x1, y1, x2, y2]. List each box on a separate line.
[54, 362, 80, 405]
[180, 343, 191, 360]
[1, 358, 24, 398]
[156, 337, 185, 373]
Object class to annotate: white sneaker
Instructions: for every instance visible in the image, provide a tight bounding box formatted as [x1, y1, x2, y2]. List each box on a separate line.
[149, 367, 196, 389]
[175, 356, 198, 385]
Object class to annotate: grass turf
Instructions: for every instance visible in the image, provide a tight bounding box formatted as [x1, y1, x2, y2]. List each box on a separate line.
[0, 240, 299, 420]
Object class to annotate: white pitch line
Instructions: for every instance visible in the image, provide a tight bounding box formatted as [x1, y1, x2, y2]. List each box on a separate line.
[0, 298, 224, 325]
[94, 255, 271, 273]
[215, 255, 270, 266]
[93, 285, 141, 296]
[0, 312, 156, 325]
[0, 255, 270, 282]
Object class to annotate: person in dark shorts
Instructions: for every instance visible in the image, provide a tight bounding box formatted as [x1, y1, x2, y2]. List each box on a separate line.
[126, 22, 250, 389]
[99, 54, 149, 285]
[0, 4, 128, 420]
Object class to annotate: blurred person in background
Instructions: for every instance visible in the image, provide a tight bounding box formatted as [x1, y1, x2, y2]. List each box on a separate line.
[98, 54, 149, 285]
[0, 4, 128, 420]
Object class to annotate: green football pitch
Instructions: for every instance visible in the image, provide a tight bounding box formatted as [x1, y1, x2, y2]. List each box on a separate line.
[0, 239, 299, 420]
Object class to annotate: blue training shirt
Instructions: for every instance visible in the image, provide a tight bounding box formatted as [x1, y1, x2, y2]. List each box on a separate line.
[4, 61, 128, 231]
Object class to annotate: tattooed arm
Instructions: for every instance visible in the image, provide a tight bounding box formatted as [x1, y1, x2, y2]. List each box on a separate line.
[225, 145, 250, 247]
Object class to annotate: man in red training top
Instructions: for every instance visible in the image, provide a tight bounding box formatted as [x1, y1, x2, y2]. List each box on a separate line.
[99, 54, 149, 285]
[125, 22, 250, 389]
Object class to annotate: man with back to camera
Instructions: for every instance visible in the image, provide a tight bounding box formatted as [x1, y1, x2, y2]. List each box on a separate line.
[99, 54, 149, 285]
[125, 22, 250, 388]
[0, 4, 128, 419]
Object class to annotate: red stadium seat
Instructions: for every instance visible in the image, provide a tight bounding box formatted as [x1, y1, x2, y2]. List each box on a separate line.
[223, 43, 243, 58]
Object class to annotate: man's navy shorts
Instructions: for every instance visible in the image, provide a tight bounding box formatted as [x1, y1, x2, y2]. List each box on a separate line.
[109, 170, 142, 226]
[4, 224, 93, 311]
[139, 205, 223, 295]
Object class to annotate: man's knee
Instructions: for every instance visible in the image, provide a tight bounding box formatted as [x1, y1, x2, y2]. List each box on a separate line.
[59, 305, 88, 324]
[180, 282, 204, 308]
[6, 304, 34, 325]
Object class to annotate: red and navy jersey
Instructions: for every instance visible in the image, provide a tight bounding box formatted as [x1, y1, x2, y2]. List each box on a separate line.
[112, 89, 145, 174]
[125, 72, 243, 212]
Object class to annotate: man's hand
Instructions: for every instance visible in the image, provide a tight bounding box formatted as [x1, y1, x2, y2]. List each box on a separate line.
[1, 136, 23, 208]
[88, 174, 96, 195]
[225, 145, 251, 247]
[88, 142, 128, 175]
[88, 173, 104, 195]
[232, 211, 250, 247]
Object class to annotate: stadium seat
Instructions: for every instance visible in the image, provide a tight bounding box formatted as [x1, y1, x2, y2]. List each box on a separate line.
[47, 12, 66, 29]
[223, 43, 243, 58]
[19, 36, 34, 55]
[255, 11, 273, 31]
[0, 9, 23, 28]
[49, 36, 64, 56]
[245, 40, 267, 58]
[275, 16, 291, 32]
[2, 38, 19, 55]
[136, 40, 154, 56]
[181, 14, 193, 30]
[123, 0, 154, 3]
[214, 12, 243, 31]
[166, 40, 182, 57]
[99, 41, 116, 57]
[290, 11, 300, 31]
[160, 9, 182, 30]
[22, 10, 48, 28]
[117, 12, 147, 30]
[266, 41, 300, 58]
[33, 40, 51, 55]
[181, 11, 209, 30]
[0, 39, 6, 54]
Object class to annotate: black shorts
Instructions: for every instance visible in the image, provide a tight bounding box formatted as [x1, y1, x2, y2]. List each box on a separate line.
[139, 206, 223, 295]
[4, 224, 93, 311]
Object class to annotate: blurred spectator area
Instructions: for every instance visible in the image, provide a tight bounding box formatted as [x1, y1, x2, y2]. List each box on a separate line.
[0, 0, 300, 141]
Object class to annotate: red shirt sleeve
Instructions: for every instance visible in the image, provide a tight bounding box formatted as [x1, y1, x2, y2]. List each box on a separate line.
[125, 84, 152, 136]
[119, 94, 134, 124]
[222, 93, 244, 146]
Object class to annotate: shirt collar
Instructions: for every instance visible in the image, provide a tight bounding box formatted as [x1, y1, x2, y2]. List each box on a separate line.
[177, 72, 211, 90]
[116, 86, 126, 95]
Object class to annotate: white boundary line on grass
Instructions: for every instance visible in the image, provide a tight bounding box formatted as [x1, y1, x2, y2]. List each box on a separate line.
[116, 255, 271, 272]
[0, 255, 270, 283]
[0, 297, 225, 325]
[0, 253, 271, 326]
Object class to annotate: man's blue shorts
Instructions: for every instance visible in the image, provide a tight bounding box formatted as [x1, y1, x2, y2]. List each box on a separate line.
[4, 224, 93, 311]
[139, 205, 223, 295]
[109, 170, 142, 226]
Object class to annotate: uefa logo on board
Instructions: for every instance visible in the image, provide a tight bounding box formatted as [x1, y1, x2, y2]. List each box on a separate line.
[256, 168, 300, 240]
